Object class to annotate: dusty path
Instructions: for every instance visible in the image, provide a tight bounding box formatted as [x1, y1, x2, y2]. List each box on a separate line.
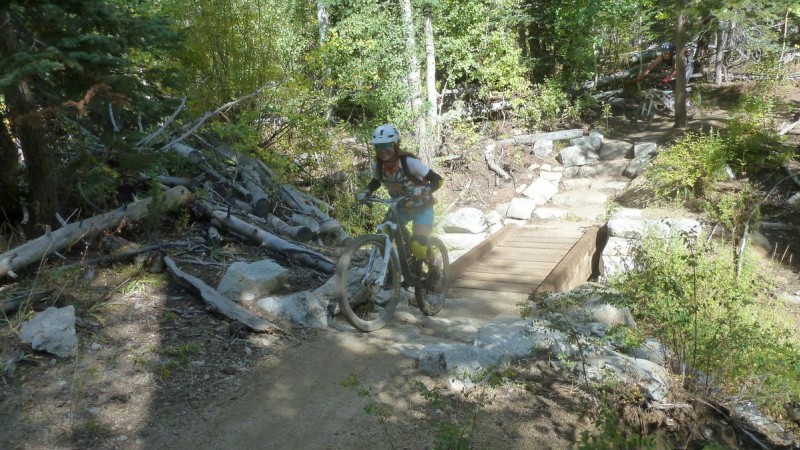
[143, 292, 589, 449]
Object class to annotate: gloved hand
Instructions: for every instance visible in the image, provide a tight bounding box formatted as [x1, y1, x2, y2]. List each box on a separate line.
[412, 185, 431, 198]
[356, 191, 369, 202]
[661, 76, 672, 86]
[635, 75, 644, 84]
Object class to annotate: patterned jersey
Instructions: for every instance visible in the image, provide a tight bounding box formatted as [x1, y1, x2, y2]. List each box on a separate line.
[371, 156, 432, 212]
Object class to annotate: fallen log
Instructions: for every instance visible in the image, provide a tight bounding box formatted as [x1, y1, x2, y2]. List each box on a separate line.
[250, 213, 313, 242]
[241, 160, 273, 217]
[1, 289, 53, 315]
[164, 257, 280, 333]
[0, 186, 194, 279]
[483, 144, 511, 180]
[194, 201, 335, 274]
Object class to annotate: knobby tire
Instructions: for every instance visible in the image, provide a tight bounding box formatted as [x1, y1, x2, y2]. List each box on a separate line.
[336, 234, 401, 332]
[414, 237, 449, 316]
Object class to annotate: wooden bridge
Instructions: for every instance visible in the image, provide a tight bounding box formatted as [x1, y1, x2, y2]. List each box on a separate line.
[448, 223, 601, 301]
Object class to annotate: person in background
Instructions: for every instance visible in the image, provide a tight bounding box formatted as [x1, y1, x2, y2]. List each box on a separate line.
[357, 124, 444, 280]
[635, 42, 694, 86]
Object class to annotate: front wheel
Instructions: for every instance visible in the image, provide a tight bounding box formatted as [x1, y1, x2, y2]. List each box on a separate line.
[414, 237, 449, 316]
[634, 96, 654, 131]
[337, 234, 401, 332]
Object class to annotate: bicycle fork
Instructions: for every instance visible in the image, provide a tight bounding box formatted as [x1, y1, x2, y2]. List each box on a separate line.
[363, 223, 397, 289]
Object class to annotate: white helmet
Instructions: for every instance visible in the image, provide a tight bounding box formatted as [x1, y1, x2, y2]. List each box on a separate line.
[371, 124, 400, 144]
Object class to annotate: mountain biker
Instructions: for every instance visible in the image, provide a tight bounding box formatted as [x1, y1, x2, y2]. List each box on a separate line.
[635, 42, 694, 86]
[357, 124, 444, 281]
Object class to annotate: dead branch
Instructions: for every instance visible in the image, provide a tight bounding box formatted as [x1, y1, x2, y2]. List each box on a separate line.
[164, 256, 280, 333]
[0, 186, 193, 279]
[483, 144, 511, 180]
[194, 200, 335, 274]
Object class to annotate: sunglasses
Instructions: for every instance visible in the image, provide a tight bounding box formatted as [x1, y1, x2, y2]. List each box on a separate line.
[374, 143, 394, 153]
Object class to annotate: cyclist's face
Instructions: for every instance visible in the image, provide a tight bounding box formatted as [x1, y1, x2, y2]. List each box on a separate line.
[375, 142, 396, 162]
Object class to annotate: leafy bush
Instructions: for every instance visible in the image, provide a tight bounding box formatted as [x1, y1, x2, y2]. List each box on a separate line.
[610, 233, 800, 414]
[645, 131, 730, 199]
[515, 77, 583, 130]
[701, 180, 761, 247]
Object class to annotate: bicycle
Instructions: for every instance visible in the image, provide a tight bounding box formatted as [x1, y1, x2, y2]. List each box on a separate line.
[634, 85, 701, 131]
[336, 195, 449, 332]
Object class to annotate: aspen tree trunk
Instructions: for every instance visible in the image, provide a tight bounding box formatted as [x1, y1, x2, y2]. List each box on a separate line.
[674, 0, 688, 129]
[316, 1, 333, 122]
[400, 0, 430, 164]
[424, 4, 438, 161]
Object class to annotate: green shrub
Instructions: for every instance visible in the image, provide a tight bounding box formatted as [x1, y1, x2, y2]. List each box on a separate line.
[645, 131, 730, 199]
[701, 180, 761, 246]
[609, 233, 800, 414]
[515, 77, 581, 130]
[724, 117, 794, 176]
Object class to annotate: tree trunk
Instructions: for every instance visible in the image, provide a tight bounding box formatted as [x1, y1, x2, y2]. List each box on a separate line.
[0, 11, 59, 232]
[673, 0, 688, 129]
[316, 0, 333, 123]
[714, 24, 728, 85]
[400, 0, 429, 164]
[0, 110, 21, 224]
[423, 5, 438, 160]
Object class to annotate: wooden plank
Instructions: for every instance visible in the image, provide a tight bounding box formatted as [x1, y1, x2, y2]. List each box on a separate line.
[483, 250, 566, 263]
[472, 259, 558, 271]
[449, 224, 517, 281]
[459, 271, 546, 285]
[449, 287, 532, 302]
[450, 278, 537, 293]
[466, 263, 553, 277]
[504, 235, 584, 244]
[498, 240, 576, 250]
[536, 226, 600, 293]
[514, 228, 586, 239]
[492, 247, 567, 257]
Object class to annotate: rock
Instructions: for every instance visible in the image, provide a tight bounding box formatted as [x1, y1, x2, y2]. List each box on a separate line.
[557, 145, 600, 168]
[622, 156, 652, 179]
[632, 142, 658, 158]
[599, 139, 631, 161]
[217, 260, 289, 303]
[532, 140, 554, 157]
[550, 190, 608, 207]
[474, 321, 570, 358]
[532, 207, 569, 220]
[521, 177, 559, 206]
[418, 343, 509, 390]
[577, 160, 629, 178]
[257, 291, 329, 328]
[438, 233, 488, 251]
[506, 197, 538, 220]
[628, 338, 668, 366]
[600, 237, 637, 279]
[583, 350, 671, 401]
[570, 136, 603, 151]
[441, 207, 487, 234]
[19, 306, 78, 357]
[729, 401, 796, 448]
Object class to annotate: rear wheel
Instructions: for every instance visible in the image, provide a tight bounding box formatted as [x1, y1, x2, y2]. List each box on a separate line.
[414, 237, 449, 316]
[634, 96, 655, 131]
[336, 234, 400, 332]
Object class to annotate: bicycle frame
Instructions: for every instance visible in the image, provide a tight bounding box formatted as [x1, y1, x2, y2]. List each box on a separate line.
[360, 196, 423, 290]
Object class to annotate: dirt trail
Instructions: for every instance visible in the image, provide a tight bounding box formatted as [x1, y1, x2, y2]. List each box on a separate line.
[143, 292, 587, 449]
